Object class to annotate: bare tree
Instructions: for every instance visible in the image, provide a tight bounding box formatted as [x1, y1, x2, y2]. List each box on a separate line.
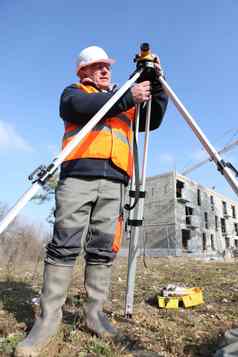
[0, 202, 50, 273]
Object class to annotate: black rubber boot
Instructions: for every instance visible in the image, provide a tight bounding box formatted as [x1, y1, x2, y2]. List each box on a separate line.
[15, 263, 73, 357]
[214, 341, 238, 356]
[224, 328, 238, 346]
[84, 263, 117, 337]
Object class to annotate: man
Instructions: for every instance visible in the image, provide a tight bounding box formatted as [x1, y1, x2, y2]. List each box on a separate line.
[15, 45, 168, 356]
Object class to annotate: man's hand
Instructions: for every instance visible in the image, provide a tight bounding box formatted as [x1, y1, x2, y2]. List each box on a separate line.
[131, 81, 151, 104]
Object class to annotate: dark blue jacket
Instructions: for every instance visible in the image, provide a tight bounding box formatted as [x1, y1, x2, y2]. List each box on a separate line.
[59, 78, 168, 184]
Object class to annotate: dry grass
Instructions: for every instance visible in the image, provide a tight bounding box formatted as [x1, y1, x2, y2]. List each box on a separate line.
[0, 256, 238, 356]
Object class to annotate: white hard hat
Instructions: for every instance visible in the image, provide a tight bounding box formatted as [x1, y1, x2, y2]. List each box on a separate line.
[76, 46, 115, 75]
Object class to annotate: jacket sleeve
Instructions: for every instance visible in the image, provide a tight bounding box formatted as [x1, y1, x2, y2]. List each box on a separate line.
[60, 84, 135, 124]
[139, 77, 168, 132]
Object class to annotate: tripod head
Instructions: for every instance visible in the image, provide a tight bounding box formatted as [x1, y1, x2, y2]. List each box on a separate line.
[134, 43, 158, 82]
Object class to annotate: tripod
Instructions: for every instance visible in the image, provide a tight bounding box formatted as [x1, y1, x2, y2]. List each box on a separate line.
[124, 45, 238, 317]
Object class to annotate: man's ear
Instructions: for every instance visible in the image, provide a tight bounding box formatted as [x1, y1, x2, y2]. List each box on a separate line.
[78, 69, 84, 79]
[78, 67, 89, 79]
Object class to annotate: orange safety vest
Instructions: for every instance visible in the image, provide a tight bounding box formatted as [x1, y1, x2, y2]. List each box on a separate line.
[62, 83, 135, 177]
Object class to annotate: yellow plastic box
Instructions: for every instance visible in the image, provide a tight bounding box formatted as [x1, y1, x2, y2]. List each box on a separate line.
[158, 287, 204, 309]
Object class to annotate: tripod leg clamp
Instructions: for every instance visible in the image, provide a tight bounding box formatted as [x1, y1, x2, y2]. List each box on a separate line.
[127, 219, 143, 227]
[28, 162, 57, 184]
[129, 190, 146, 198]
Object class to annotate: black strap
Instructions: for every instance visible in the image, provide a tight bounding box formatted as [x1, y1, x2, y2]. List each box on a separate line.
[218, 160, 238, 177]
[225, 161, 238, 177]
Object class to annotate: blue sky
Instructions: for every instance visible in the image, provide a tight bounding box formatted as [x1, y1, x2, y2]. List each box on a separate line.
[0, 1, 238, 228]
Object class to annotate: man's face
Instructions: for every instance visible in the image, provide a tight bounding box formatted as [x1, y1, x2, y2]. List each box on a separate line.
[81, 62, 111, 90]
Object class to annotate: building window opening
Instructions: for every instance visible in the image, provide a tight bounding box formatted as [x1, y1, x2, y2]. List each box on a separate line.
[181, 229, 191, 250]
[176, 180, 184, 198]
[202, 233, 206, 251]
[210, 195, 214, 211]
[234, 239, 238, 248]
[204, 212, 209, 229]
[221, 218, 226, 234]
[211, 234, 215, 251]
[225, 237, 230, 249]
[215, 216, 218, 231]
[232, 205, 236, 219]
[185, 206, 193, 225]
[222, 201, 227, 215]
[234, 223, 238, 236]
[197, 189, 201, 206]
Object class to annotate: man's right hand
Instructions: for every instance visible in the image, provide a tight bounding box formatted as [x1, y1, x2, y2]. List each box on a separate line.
[131, 81, 151, 104]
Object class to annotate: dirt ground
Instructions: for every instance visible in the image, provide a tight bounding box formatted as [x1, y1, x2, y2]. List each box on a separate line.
[0, 256, 238, 357]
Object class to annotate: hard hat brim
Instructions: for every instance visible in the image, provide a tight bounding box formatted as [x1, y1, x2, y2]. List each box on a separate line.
[77, 58, 115, 76]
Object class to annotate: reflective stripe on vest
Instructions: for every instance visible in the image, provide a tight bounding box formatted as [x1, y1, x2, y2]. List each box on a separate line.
[62, 83, 135, 177]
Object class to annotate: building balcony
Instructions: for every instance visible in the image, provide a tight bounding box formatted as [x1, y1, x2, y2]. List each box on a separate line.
[177, 195, 190, 204]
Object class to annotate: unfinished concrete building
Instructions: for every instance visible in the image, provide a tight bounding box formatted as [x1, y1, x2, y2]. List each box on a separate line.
[137, 171, 238, 257]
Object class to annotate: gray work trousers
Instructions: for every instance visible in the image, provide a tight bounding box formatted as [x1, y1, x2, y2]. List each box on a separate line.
[46, 177, 125, 266]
